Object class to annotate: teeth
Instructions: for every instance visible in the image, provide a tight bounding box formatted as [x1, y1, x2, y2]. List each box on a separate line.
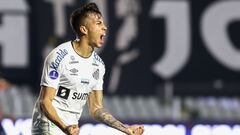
[100, 33, 106, 40]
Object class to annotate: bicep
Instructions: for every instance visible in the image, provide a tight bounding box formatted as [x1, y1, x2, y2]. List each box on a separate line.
[40, 86, 57, 101]
[87, 90, 104, 116]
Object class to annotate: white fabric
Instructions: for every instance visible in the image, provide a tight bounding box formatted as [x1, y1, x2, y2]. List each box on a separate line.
[32, 41, 105, 133]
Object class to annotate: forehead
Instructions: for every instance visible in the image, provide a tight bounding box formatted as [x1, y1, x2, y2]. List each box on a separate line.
[86, 13, 103, 22]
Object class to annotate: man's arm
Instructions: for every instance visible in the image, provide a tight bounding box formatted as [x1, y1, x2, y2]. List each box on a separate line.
[39, 86, 79, 134]
[87, 90, 143, 135]
[39, 86, 67, 131]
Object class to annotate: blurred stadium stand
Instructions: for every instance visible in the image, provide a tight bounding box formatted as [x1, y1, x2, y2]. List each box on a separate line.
[80, 96, 240, 122]
[2, 91, 240, 122]
[0, 85, 36, 118]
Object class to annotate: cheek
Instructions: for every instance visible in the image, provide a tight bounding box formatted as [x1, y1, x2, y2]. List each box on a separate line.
[89, 33, 99, 43]
[88, 31, 95, 38]
[90, 33, 98, 39]
[88, 27, 100, 40]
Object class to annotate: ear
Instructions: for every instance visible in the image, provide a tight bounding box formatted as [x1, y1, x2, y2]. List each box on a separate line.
[79, 26, 88, 35]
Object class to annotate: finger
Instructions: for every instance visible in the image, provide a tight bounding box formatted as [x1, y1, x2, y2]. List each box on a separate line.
[68, 126, 77, 134]
[140, 126, 145, 133]
[127, 128, 135, 135]
[134, 129, 140, 135]
[136, 125, 144, 131]
[134, 127, 144, 135]
[72, 127, 80, 135]
[68, 127, 73, 132]
[137, 126, 143, 131]
[73, 127, 80, 133]
[138, 128, 144, 135]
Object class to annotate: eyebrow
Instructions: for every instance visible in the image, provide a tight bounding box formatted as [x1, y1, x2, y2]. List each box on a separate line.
[96, 14, 102, 19]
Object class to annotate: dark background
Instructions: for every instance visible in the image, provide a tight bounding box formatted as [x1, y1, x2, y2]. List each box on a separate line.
[1, 0, 240, 96]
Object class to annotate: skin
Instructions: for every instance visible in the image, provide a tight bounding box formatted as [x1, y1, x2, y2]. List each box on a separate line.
[88, 90, 144, 135]
[40, 12, 144, 135]
[39, 86, 80, 135]
[80, 13, 144, 135]
[73, 13, 107, 57]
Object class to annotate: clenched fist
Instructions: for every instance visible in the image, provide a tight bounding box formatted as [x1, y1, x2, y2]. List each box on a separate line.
[65, 124, 80, 135]
[127, 125, 144, 135]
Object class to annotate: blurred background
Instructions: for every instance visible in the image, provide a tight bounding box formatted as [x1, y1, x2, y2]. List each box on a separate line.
[1, 0, 240, 135]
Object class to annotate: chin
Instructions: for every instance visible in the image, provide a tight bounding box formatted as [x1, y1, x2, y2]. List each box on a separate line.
[95, 43, 103, 48]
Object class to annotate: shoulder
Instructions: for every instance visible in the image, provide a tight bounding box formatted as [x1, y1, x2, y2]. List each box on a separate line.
[45, 41, 72, 70]
[47, 41, 72, 56]
[92, 51, 105, 67]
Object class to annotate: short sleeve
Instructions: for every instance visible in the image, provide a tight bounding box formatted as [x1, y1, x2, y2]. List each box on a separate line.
[40, 50, 63, 90]
[93, 65, 105, 90]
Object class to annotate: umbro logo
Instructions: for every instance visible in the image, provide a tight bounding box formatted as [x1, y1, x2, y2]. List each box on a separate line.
[70, 68, 78, 75]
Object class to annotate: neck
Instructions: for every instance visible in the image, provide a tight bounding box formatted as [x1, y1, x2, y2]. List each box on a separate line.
[73, 38, 93, 58]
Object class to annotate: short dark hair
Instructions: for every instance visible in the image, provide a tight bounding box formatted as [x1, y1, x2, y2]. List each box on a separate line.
[70, 2, 101, 37]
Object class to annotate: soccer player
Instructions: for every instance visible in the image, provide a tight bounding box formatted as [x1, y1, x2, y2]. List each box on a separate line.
[31, 2, 144, 135]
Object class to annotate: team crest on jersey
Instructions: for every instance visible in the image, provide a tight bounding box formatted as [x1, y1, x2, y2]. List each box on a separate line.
[49, 70, 59, 80]
[92, 68, 99, 80]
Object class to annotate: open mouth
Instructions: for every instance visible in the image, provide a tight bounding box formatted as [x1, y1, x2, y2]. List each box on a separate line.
[100, 33, 106, 43]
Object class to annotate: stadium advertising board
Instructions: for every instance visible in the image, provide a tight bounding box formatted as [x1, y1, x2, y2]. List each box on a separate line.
[0, 118, 240, 135]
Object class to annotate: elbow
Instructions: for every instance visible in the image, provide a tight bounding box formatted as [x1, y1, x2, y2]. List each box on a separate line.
[89, 108, 101, 119]
[39, 99, 49, 112]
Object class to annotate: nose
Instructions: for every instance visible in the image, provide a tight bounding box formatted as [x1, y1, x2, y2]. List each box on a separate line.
[103, 24, 107, 31]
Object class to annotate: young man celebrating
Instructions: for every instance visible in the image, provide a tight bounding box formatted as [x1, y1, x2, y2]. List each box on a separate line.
[31, 2, 144, 135]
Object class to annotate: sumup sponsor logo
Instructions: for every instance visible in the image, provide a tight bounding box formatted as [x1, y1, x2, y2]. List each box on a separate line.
[57, 86, 70, 99]
[50, 49, 68, 70]
[72, 92, 89, 100]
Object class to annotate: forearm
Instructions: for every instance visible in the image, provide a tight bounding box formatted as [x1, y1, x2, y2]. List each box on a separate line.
[40, 100, 66, 131]
[93, 108, 128, 134]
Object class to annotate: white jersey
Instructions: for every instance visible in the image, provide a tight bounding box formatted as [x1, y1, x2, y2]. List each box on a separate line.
[32, 41, 105, 134]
